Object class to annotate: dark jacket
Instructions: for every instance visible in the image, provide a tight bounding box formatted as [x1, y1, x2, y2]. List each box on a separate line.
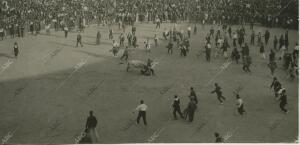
[190, 90, 198, 103]
[173, 98, 180, 108]
[77, 34, 82, 41]
[97, 32, 101, 39]
[216, 137, 224, 143]
[211, 86, 222, 95]
[187, 100, 197, 112]
[280, 94, 287, 104]
[86, 115, 97, 129]
[270, 80, 281, 91]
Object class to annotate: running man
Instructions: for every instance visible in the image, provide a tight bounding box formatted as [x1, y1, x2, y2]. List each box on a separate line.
[211, 83, 226, 104]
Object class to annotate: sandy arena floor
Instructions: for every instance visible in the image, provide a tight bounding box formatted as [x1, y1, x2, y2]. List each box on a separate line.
[0, 22, 298, 143]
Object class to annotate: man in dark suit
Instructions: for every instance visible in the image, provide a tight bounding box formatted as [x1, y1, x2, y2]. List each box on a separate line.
[189, 87, 198, 104]
[186, 98, 197, 122]
[86, 111, 97, 130]
[85, 111, 99, 143]
[214, 132, 224, 143]
[172, 95, 184, 120]
[211, 83, 226, 104]
[76, 33, 83, 47]
[270, 77, 281, 98]
[20, 23, 25, 38]
[132, 25, 136, 35]
[96, 31, 101, 45]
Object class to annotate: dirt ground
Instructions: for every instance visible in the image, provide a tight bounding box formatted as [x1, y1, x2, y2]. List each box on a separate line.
[0, 22, 298, 143]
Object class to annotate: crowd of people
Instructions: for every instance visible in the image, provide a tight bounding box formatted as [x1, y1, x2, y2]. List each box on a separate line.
[0, 0, 298, 40]
[114, 10, 297, 142]
[75, 19, 297, 143]
[0, 0, 298, 144]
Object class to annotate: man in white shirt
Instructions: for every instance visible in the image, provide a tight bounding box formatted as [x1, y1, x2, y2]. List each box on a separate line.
[45, 24, 51, 35]
[154, 34, 158, 47]
[52, 19, 58, 31]
[187, 26, 192, 38]
[156, 17, 161, 29]
[279, 45, 286, 60]
[236, 95, 245, 115]
[133, 100, 148, 125]
[233, 32, 238, 47]
[163, 28, 169, 40]
[64, 25, 68, 38]
[112, 40, 119, 56]
[205, 42, 212, 61]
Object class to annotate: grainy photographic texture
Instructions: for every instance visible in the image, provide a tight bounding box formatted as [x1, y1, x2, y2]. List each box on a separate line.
[0, 0, 298, 144]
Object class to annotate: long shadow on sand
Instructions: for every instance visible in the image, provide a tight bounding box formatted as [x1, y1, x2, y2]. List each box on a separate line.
[0, 51, 146, 143]
[0, 53, 14, 59]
